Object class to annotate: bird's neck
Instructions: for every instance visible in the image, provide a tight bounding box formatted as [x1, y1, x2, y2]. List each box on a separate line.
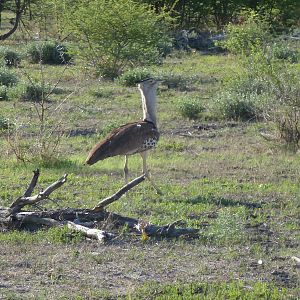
[140, 88, 157, 126]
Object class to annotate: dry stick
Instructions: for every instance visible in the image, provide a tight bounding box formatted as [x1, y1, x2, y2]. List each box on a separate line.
[15, 212, 61, 227]
[67, 221, 115, 242]
[92, 174, 146, 212]
[23, 169, 40, 197]
[7, 174, 68, 216]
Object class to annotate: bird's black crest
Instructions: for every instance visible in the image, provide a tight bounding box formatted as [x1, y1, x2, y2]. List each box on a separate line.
[138, 78, 154, 83]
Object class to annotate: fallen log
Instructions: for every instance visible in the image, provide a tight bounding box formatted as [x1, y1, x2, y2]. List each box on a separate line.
[0, 170, 199, 240]
[67, 221, 115, 242]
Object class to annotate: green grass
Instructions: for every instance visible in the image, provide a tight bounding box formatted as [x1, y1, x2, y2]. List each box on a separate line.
[0, 45, 299, 298]
[0, 226, 84, 244]
[128, 281, 288, 300]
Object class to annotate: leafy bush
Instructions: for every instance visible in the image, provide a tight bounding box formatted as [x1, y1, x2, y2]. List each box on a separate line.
[0, 115, 11, 131]
[220, 10, 271, 55]
[66, 0, 172, 78]
[272, 42, 299, 63]
[0, 85, 8, 100]
[0, 47, 21, 67]
[21, 82, 51, 102]
[215, 91, 259, 121]
[266, 71, 300, 150]
[26, 41, 72, 64]
[0, 67, 18, 87]
[275, 109, 300, 151]
[118, 68, 152, 87]
[223, 70, 272, 101]
[177, 97, 205, 119]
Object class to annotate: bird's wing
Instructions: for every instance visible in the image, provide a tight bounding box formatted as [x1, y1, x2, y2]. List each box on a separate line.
[86, 121, 159, 165]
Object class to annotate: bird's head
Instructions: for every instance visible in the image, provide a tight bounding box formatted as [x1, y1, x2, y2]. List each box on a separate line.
[137, 78, 159, 92]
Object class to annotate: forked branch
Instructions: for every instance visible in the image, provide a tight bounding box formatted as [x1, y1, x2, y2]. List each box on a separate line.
[1, 171, 199, 240]
[92, 174, 146, 212]
[7, 173, 68, 216]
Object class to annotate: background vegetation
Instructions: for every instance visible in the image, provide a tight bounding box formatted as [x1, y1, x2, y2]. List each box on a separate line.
[0, 0, 299, 299]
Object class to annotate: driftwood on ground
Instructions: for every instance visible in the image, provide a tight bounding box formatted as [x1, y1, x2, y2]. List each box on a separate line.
[0, 169, 199, 241]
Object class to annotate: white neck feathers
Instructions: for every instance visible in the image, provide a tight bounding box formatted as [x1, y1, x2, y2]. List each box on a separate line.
[139, 85, 157, 126]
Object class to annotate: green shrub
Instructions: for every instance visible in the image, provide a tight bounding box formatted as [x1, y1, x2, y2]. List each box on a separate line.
[26, 41, 72, 64]
[220, 10, 271, 55]
[177, 97, 205, 119]
[0, 47, 21, 67]
[0, 85, 8, 100]
[0, 67, 18, 87]
[215, 91, 258, 121]
[224, 72, 270, 96]
[118, 68, 152, 87]
[0, 115, 12, 131]
[272, 42, 299, 63]
[21, 82, 51, 102]
[66, 0, 172, 78]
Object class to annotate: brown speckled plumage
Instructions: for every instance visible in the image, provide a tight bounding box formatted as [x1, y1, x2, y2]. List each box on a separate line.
[86, 121, 159, 165]
[85, 78, 162, 194]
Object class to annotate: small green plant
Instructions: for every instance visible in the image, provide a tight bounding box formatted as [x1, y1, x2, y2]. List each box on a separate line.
[207, 207, 247, 245]
[118, 68, 152, 87]
[177, 97, 205, 119]
[0, 47, 21, 67]
[26, 41, 72, 64]
[0, 85, 8, 100]
[90, 87, 114, 98]
[272, 42, 299, 63]
[0, 67, 18, 87]
[215, 91, 258, 121]
[130, 281, 286, 299]
[21, 82, 51, 102]
[0, 227, 83, 244]
[0, 115, 11, 131]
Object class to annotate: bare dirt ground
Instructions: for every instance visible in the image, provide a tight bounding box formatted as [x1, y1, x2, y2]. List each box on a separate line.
[1, 123, 299, 299]
[0, 235, 299, 299]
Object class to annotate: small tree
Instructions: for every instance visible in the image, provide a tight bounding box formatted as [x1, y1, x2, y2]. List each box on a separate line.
[220, 10, 271, 56]
[66, 0, 172, 78]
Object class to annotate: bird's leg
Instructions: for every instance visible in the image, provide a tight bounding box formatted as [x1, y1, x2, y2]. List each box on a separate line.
[124, 155, 129, 184]
[140, 151, 162, 195]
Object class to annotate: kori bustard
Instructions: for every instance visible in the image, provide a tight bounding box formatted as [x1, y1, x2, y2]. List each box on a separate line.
[85, 78, 161, 194]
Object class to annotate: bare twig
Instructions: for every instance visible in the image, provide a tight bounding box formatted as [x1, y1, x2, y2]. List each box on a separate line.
[92, 174, 146, 212]
[23, 169, 40, 197]
[1, 170, 199, 240]
[291, 256, 300, 266]
[67, 221, 114, 242]
[7, 174, 68, 216]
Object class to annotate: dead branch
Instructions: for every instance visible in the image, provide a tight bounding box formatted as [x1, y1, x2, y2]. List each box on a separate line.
[135, 220, 199, 238]
[1, 171, 199, 240]
[291, 256, 300, 266]
[23, 169, 40, 197]
[7, 173, 68, 216]
[92, 174, 146, 211]
[67, 221, 115, 242]
[15, 212, 61, 227]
